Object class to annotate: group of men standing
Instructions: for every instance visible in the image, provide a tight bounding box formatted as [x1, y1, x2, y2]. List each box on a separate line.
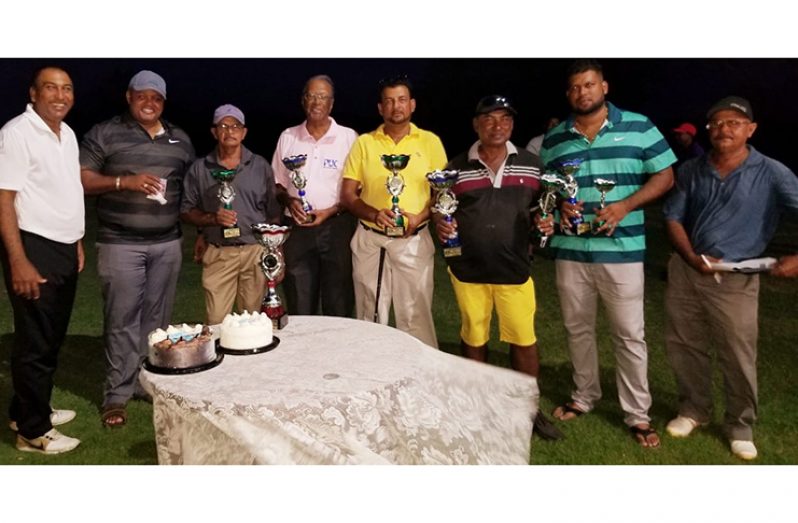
[1, 61, 797, 461]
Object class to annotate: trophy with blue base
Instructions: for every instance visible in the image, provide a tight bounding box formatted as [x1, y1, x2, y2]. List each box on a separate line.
[282, 154, 314, 223]
[558, 159, 591, 236]
[426, 169, 462, 257]
[381, 154, 410, 237]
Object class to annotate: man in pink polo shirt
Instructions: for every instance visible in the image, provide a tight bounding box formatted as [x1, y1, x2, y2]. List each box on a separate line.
[271, 75, 358, 316]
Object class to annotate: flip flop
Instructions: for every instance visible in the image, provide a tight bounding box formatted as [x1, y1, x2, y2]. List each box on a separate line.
[630, 424, 660, 448]
[101, 404, 127, 428]
[552, 402, 586, 421]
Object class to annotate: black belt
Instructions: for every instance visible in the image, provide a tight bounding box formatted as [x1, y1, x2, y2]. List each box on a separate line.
[210, 242, 249, 248]
[359, 221, 427, 236]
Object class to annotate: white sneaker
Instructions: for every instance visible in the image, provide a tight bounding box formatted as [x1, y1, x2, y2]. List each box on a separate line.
[666, 415, 703, 438]
[16, 428, 81, 455]
[8, 409, 76, 432]
[730, 440, 758, 460]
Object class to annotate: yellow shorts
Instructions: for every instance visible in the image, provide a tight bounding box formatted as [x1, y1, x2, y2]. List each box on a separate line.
[448, 268, 537, 347]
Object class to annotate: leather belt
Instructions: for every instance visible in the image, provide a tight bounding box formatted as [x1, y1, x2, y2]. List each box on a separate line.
[359, 221, 427, 236]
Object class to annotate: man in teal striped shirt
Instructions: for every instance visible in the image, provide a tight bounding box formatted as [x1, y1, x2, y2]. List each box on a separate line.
[540, 60, 676, 448]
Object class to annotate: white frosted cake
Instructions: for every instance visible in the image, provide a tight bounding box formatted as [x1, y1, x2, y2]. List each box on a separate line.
[148, 324, 215, 369]
[220, 311, 273, 350]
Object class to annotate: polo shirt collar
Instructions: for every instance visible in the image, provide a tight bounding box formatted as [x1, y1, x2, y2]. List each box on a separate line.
[24, 103, 63, 135]
[467, 140, 518, 162]
[376, 122, 420, 139]
[120, 111, 171, 135]
[565, 101, 621, 134]
[205, 144, 254, 168]
[299, 117, 339, 141]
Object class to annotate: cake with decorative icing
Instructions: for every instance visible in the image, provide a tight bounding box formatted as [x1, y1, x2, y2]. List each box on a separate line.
[220, 311, 274, 350]
[147, 324, 215, 369]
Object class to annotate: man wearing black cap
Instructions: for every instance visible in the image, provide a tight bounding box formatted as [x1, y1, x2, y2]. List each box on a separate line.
[181, 104, 280, 324]
[80, 70, 195, 428]
[663, 95, 798, 460]
[433, 95, 562, 441]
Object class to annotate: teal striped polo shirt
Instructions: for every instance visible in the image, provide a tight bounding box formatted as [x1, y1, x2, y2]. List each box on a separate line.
[540, 102, 676, 263]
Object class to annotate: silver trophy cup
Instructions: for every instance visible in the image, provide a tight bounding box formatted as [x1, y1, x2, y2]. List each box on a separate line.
[380, 154, 410, 237]
[592, 178, 617, 233]
[538, 173, 565, 248]
[281, 154, 314, 223]
[426, 169, 462, 257]
[251, 223, 291, 329]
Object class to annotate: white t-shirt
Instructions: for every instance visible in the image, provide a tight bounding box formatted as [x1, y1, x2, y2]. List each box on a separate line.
[0, 104, 84, 243]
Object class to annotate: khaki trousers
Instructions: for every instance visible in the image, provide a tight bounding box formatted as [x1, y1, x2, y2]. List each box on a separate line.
[351, 225, 437, 348]
[665, 253, 759, 440]
[202, 243, 266, 325]
[555, 259, 652, 426]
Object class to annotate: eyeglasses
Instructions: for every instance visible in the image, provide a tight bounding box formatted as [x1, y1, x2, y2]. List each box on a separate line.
[217, 123, 245, 132]
[303, 93, 332, 103]
[706, 119, 749, 130]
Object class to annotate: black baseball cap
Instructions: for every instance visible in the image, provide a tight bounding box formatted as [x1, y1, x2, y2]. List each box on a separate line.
[706, 96, 754, 121]
[475, 95, 517, 116]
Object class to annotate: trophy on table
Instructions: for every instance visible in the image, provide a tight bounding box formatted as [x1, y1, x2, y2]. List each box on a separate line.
[426, 169, 462, 257]
[537, 173, 565, 248]
[380, 154, 410, 237]
[281, 154, 314, 223]
[592, 178, 617, 234]
[212, 169, 240, 239]
[557, 159, 591, 236]
[251, 223, 291, 330]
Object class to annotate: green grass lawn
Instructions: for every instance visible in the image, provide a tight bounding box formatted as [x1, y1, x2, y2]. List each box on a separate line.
[1, 203, 797, 465]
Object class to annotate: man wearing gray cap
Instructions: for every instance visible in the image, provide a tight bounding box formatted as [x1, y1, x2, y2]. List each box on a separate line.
[80, 70, 195, 428]
[432, 95, 562, 441]
[181, 104, 280, 324]
[663, 95, 798, 460]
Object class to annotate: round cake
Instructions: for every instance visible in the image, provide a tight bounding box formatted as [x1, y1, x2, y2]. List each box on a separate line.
[148, 324, 216, 369]
[220, 311, 273, 350]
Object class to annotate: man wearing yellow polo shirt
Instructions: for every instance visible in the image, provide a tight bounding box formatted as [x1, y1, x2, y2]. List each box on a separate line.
[341, 76, 447, 348]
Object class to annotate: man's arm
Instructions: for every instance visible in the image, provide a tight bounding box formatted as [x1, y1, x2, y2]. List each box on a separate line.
[665, 218, 716, 275]
[80, 167, 162, 196]
[594, 166, 675, 233]
[0, 189, 47, 299]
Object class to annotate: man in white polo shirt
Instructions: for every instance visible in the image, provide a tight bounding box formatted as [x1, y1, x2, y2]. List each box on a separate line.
[0, 66, 84, 455]
[271, 75, 358, 316]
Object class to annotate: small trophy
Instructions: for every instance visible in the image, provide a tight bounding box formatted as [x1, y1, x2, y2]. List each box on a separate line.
[426, 169, 461, 257]
[251, 223, 291, 329]
[538, 173, 565, 248]
[592, 178, 617, 234]
[281, 154, 314, 223]
[380, 154, 410, 237]
[212, 169, 240, 239]
[558, 159, 591, 236]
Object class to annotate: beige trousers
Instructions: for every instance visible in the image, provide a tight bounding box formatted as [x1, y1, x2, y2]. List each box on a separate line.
[202, 244, 266, 325]
[350, 225, 438, 348]
[555, 259, 652, 426]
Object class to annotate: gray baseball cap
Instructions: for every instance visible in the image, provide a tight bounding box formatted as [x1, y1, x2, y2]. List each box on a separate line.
[128, 70, 167, 99]
[213, 104, 246, 125]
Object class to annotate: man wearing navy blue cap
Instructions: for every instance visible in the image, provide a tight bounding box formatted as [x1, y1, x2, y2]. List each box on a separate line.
[434, 95, 562, 441]
[80, 70, 195, 428]
[663, 95, 798, 460]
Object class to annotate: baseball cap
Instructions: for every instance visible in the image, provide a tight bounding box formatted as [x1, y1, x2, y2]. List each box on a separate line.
[672, 123, 697, 137]
[128, 70, 167, 99]
[213, 104, 246, 125]
[706, 96, 754, 121]
[475, 95, 517, 116]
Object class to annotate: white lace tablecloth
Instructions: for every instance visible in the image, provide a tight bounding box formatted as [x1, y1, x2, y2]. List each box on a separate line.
[139, 316, 538, 465]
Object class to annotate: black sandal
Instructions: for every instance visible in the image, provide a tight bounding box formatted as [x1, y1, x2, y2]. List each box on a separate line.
[630, 424, 660, 448]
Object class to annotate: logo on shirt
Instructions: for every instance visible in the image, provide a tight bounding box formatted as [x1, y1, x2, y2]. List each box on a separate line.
[168, 139, 181, 144]
[613, 136, 625, 142]
[323, 158, 339, 169]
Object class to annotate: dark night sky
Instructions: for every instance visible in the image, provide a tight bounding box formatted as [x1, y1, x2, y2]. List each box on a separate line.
[1, 58, 796, 171]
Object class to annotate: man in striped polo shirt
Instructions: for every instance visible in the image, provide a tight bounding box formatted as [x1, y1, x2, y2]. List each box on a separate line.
[541, 60, 676, 448]
[80, 70, 195, 428]
[434, 95, 562, 441]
